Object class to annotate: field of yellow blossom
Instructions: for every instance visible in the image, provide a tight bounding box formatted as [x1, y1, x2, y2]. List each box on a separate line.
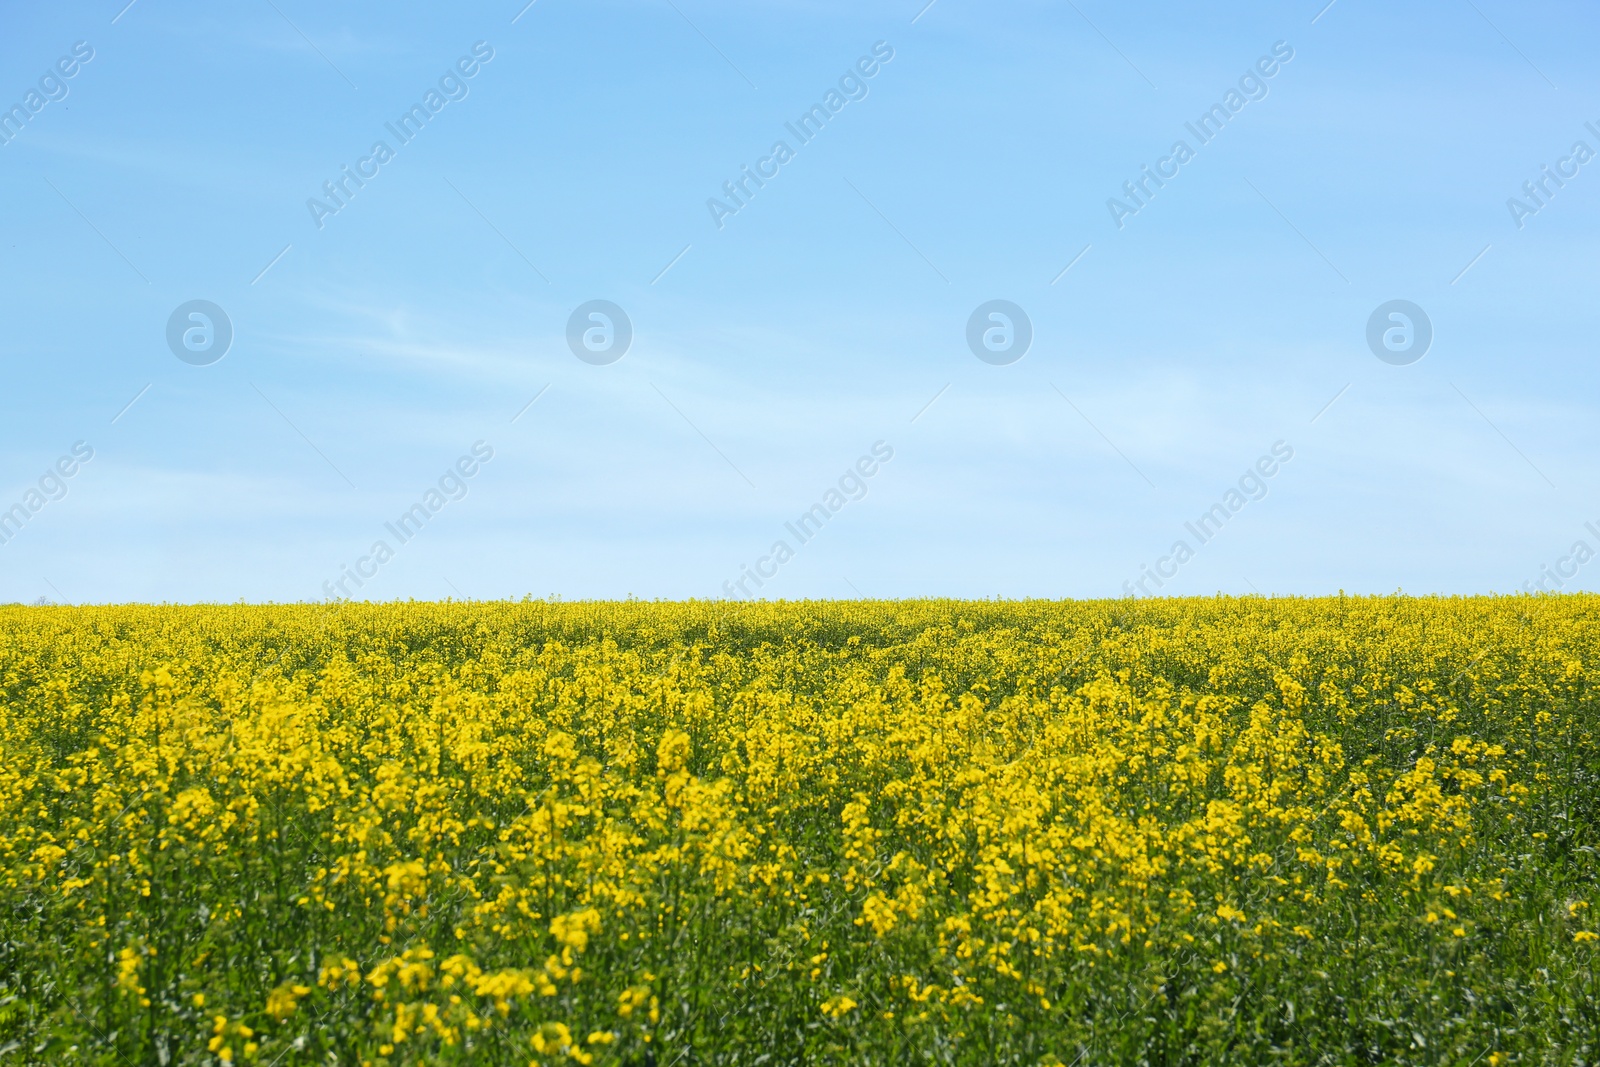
[0, 596, 1596, 1065]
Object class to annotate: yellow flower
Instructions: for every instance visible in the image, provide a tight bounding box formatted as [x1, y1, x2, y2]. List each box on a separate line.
[821, 995, 858, 1018]
[265, 983, 310, 1021]
[0, 597, 1586, 1056]
[550, 908, 602, 952]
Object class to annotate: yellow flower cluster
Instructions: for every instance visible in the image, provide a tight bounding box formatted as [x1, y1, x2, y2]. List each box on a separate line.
[0, 597, 1594, 1064]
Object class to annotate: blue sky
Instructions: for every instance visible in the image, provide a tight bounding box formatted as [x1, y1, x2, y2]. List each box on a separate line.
[2, 0, 1597, 602]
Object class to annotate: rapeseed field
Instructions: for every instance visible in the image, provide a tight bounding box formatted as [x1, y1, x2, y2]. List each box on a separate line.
[0, 597, 1595, 1065]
